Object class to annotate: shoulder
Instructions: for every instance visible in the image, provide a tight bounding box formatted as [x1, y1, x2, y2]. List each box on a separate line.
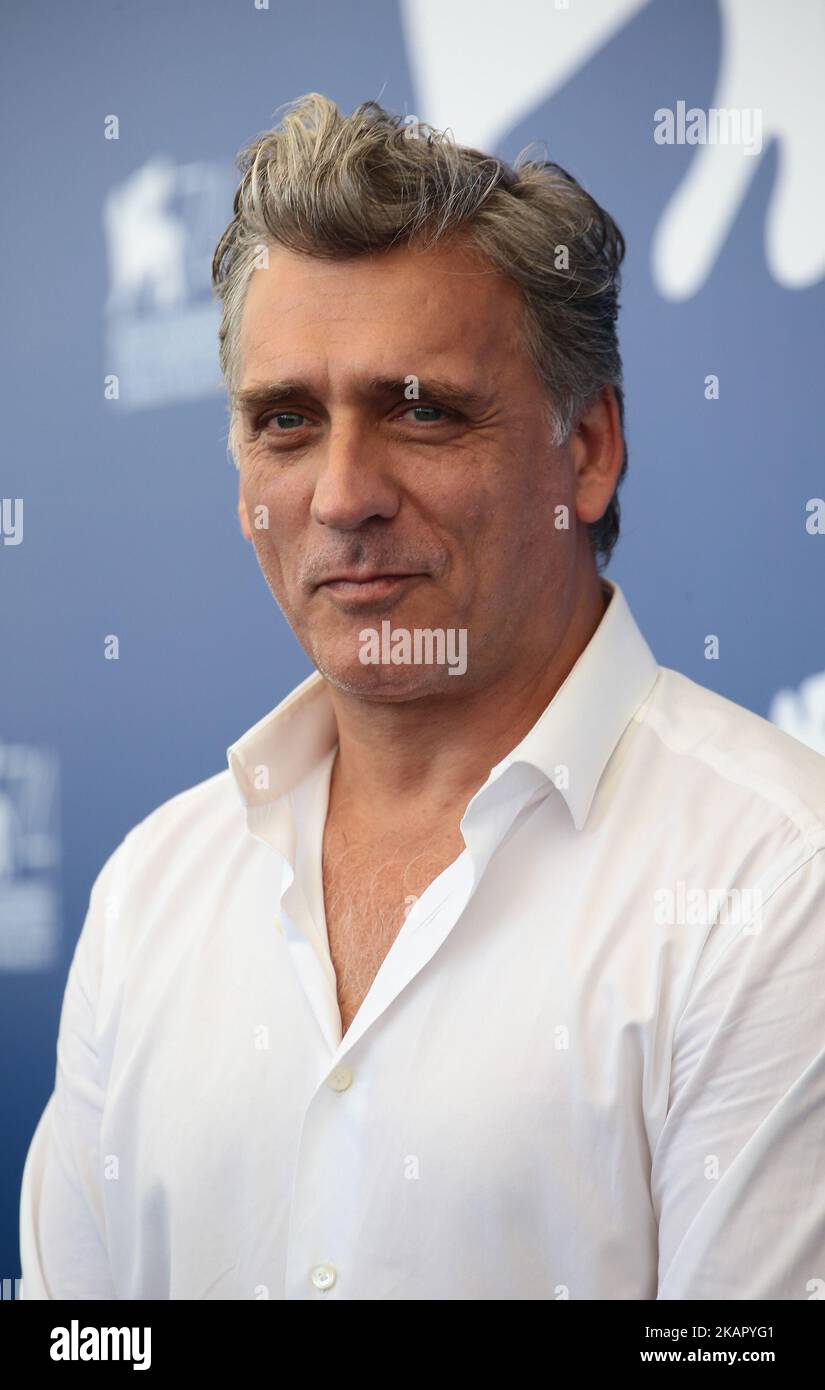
[70, 767, 250, 1020]
[96, 767, 243, 895]
[129, 766, 241, 847]
[636, 666, 825, 851]
[80, 767, 246, 976]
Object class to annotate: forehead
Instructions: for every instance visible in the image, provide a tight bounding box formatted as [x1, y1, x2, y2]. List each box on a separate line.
[236, 237, 527, 385]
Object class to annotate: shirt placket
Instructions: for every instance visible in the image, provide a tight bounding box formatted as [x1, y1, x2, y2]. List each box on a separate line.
[282, 768, 554, 1298]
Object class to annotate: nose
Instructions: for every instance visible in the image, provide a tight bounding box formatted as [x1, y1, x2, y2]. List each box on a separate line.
[310, 420, 400, 531]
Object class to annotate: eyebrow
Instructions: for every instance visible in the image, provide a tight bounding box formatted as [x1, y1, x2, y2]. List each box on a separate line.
[233, 375, 490, 417]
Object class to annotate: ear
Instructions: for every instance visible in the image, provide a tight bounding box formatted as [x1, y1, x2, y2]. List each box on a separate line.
[238, 483, 253, 542]
[569, 386, 624, 528]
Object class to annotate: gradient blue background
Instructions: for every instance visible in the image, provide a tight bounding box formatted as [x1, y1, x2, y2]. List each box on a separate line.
[2, 0, 823, 1286]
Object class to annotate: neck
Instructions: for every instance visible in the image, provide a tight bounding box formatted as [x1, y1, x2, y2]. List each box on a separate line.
[324, 567, 610, 825]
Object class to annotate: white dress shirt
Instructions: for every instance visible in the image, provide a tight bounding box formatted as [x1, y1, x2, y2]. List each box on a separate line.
[19, 578, 825, 1300]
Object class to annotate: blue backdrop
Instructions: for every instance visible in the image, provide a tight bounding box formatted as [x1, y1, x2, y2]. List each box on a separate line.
[2, 0, 823, 1288]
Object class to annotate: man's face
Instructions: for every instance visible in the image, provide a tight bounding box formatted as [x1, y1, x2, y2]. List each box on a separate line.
[234, 237, 590, 699]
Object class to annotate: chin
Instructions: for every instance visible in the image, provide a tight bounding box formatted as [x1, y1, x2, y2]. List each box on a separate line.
[313, 654, 463, 702]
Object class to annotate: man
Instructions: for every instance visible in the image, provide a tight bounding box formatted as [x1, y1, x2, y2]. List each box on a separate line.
[20, 94, 825, 1300]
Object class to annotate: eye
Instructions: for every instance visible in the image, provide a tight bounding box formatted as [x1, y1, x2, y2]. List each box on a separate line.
[263, 411, 307, 432]
[400, 405, 453, 424]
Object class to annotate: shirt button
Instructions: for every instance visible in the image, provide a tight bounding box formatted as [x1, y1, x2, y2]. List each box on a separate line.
[311, 1264, 336, 1291]
[327, 1065, 353, 1092]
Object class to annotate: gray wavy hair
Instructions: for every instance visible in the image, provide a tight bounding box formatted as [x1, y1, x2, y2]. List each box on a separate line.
[212, 92, 628, 571]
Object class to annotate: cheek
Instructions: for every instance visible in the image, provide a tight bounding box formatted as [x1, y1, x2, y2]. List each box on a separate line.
[243, 468, 307, 549]
[471, 469, 567, 583]
[516, 454, 573, 541]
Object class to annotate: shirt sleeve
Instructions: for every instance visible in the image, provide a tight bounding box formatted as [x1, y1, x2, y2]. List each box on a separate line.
[652, 843, 825, 1299]
[18, 838, 128, 1300]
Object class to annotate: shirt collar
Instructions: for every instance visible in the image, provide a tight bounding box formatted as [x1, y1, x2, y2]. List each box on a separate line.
[226, 578, 660, 832]
[488, 578, 660, 828]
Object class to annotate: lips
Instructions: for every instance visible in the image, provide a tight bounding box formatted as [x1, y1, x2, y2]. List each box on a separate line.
[318, 571, 420, 586]
[318, 572, 425, 607]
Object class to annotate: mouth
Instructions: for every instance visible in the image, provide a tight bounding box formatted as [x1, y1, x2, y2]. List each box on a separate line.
[317, 572, 426, 605]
